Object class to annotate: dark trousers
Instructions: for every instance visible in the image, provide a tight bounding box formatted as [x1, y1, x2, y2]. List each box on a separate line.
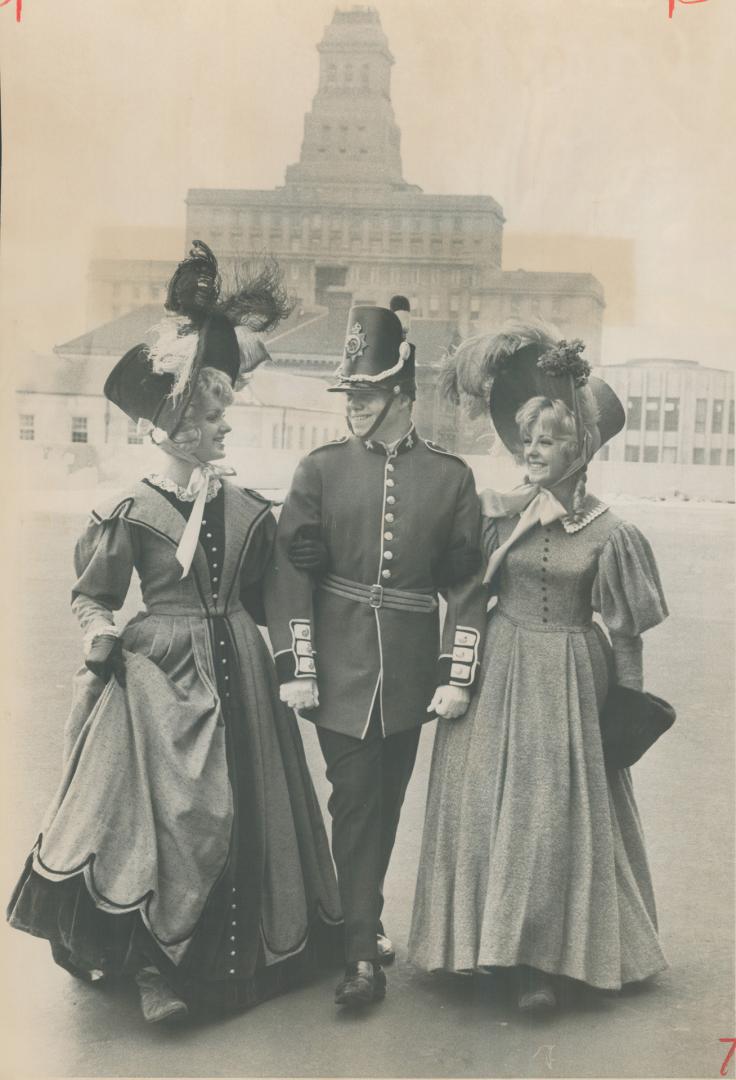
[317, 706, 421, 963]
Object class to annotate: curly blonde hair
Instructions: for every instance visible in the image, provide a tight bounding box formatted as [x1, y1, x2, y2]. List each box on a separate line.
[515, 395, 599, 515]
[172, 367, 234, 450]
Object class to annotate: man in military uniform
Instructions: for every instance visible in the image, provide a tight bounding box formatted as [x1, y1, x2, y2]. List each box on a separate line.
[265, 304, 486, 1008]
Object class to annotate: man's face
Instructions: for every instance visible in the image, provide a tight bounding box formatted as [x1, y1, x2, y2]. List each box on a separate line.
[345, 388, 392, 437]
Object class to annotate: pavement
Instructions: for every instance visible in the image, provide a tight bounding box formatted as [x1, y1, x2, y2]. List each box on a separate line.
[1, 501, 734, 1079]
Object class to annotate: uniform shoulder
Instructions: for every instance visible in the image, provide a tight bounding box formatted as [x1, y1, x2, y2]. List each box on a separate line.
[421, 438, 469, 467]
[236, 484, 272, 507]
[307, 435, 350, 456]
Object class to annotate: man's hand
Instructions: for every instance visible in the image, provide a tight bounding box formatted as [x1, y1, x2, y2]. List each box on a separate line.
[427, 684, 471, 720]
[280, 678, 319, 712]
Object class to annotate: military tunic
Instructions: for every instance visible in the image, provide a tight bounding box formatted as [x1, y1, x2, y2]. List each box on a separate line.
[265, 427, 487, 738]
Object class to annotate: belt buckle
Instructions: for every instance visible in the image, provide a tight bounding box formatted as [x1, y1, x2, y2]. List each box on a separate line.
[369, 584, 384, 609]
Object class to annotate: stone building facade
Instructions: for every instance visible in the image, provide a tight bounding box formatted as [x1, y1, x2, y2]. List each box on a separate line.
[87, 5, 604, 360]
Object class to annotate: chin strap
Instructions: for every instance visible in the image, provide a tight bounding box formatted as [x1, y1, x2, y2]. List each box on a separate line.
[346, 389, 396, 440]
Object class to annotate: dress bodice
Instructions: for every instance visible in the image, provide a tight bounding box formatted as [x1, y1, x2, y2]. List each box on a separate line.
[487, 497, 668, 638]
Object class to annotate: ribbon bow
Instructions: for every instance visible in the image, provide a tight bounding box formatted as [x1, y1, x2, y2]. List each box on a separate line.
[139, 419, 235, 578]
[481, 484, 567, 585]
[175, 461, 234, 578]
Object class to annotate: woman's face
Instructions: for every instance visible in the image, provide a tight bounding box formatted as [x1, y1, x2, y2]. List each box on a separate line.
[522, 415, 574, 488]
[189, 395, 232, 462]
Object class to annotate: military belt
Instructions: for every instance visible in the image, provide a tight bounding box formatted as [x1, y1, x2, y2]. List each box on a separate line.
[320, 573, 438, 613]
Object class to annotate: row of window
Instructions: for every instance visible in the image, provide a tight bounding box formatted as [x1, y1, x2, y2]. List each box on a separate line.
[325, 62, 373, 88]
[626, 397, 734, 434]
[18, 415, 346, 452]
[272, 424, 344, 450]
[615, 445, 734, 465]
[198, 210, 487, 237]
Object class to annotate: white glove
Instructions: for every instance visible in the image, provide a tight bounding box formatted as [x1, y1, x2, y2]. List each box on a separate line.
[280, 677, 319, 712]
[427, 684, 471, 720]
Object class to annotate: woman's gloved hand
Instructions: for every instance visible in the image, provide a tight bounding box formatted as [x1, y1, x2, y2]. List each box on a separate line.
[86, 635, 126, 687]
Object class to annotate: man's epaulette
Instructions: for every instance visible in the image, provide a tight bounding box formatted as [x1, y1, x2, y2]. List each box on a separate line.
[308, 435, 350, 455]
[423, 439, 468, 465]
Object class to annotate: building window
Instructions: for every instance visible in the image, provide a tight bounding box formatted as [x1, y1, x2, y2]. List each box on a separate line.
[662, 446, 677, 464]
[625, 445, 640, 462]
[361, 63, 370, 87]
[450, 295, 460, 313]
[643, 446, 659, 463]
[284, 426, 293, 450]
[71, 417, 88, 443]
[729, 400, 734, 434]
[470, 295, 481, 316]
[712, 399, 724, 433]
[694, 398, 707, 433]
[127, 419, 143, 444]
[710, 448, 722, 465]
[626, 397, 641, 430]
[298, 426, 306, 450]
[692, 447, 705, 464]
[663, 398, 680, 432]
[645, 398, 661, 431]
[323, 428, 330, 443]
[429, 296, 440, 314]
[727, 449, 735, 466]
[291, 264, 300, 280]
[272, 424, 280, 449]
[344, 64, 353, 83]
[19, 414, 34, 441]
[327, 64, 336, 85]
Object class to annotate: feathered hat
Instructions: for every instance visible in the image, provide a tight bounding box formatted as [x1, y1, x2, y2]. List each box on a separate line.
[104, 242, 293, 438]
[442, 320, 624, 460]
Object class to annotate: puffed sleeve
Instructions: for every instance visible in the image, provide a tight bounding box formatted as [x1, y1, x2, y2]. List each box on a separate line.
[239, 509, 277, 626]
[592, 521, 668, 689]
[71, 516, 137, 653]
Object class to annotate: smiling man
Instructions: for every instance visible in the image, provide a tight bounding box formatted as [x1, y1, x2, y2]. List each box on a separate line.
[265, 303, 486, 1009]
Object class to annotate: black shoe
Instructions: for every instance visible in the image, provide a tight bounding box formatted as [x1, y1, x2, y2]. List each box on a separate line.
[334, 961, 387, 1007]
[376, 933, 396, 965]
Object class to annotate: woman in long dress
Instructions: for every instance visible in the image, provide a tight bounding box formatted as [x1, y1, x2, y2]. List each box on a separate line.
[409, 325, 669, 1010]
[7, 244, 341, 1022]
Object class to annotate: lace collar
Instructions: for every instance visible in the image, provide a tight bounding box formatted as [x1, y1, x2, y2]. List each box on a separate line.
[560, 495, 609, 534]
[146, 472, 222, 503]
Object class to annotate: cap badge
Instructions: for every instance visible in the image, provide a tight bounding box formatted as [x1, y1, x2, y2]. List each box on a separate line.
[344, 322, 368, 360]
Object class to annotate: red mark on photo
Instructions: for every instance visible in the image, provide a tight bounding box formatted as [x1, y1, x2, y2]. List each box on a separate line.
[0, 0, 22, 22]
[669, 0, 709, 16]
[721, 1039, 736, 1077]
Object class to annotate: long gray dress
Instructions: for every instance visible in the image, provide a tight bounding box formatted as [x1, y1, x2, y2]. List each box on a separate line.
[409, 495, 669, 991]
[8, 478, 342, 1010]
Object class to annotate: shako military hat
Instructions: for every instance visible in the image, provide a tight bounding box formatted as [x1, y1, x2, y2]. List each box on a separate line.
[328, 305, 416, 397]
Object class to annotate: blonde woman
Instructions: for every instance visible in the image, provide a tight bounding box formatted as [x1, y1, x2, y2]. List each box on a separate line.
[409, 325, 669, 1011]
[8, 246, 341, 1023]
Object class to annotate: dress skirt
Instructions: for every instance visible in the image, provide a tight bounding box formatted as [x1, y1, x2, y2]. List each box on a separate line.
[8, 605, 342, 1012]
[408, 606, 667, 991]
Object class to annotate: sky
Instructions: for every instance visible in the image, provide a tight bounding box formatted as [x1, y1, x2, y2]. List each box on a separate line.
[1, 0, 734, 372]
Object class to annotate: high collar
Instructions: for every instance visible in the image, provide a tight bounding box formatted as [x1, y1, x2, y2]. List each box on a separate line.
[560, 494, 609, 534]
[362, 425, 417, 456]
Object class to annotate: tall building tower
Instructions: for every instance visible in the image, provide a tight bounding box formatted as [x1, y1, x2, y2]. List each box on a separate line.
[87, 3, 605, 408]
[286, 6, 406, 191]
